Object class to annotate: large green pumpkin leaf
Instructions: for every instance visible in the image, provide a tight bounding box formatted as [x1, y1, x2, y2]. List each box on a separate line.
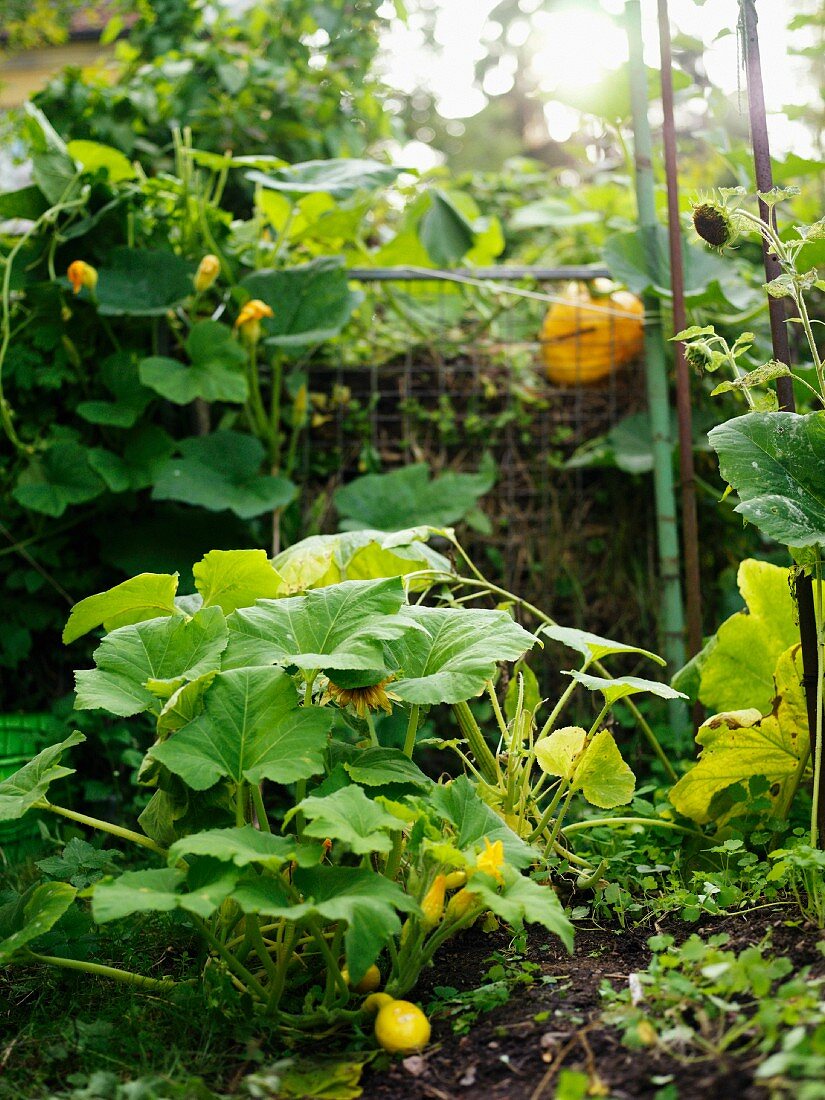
[168, 826, 321, 870]
[74, 606, 228, 718]
[468, 869, 573, 951]
[13, 442, 105, 518]
[152, 432, 296, 519]
[291, 786, 401, 855]
[222, 577, 413, 673]
[139, 321, 249, 405]
[0, 883, 77, 963]
[567, 671, 686, 707]
[91, 862, 238, 923]
[156, 672, 217, 736]
[535, 727, 635, 808]
[390, 607, 537, 704]
[428, 776, 533, 868]
[246, 158, 403, 200]
[333, 458, 495, 532]
[193, 549, 285, 614]
[148, 667, 331, 790]
[64, 573, 179, 644]
[697, 559, 798, 715]
[0, 731, 85, 821]
[88, 426, 175, 494]
[96, 248, 194, 317]
[272, 529, 452, 593]
[670, 646, 808, 824]
[709, 411, 825, 547]
[240, 258, 361, 349]
[540, 625, 663, 668]
[232, 865, 416, 985]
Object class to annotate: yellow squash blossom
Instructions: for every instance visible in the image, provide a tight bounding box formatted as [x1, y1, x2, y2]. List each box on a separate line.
[194, 254, 221, 292]
[420, 874, 447, 930]
[67, 261, 98, 296]
[476, 836, 505, 882]
[235, 298, 274, 343]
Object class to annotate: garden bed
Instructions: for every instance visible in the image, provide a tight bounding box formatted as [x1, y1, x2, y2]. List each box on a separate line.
[2, 904, 821, 1099]
[365, 907, 825, 1100]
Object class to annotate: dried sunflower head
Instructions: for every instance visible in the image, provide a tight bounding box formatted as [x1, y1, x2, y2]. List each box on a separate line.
[322, 669, 400, 717]
[691, 195, 740, 250]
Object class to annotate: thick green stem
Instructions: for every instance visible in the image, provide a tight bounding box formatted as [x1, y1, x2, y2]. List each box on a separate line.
[38, 803, 166, 857]
[527, 781, 565, 843]
[451, 574, 677, 781]
[251, 784, 271, 834]
[561, 817, 706, 840]
[308, 920, 349, 999]
[266, 923, 296, 1014]
[190, 914, 268, 1002]
[25, 951, 181, 990]
[811, 556, 824, 848]
[452, 701, 499, 784]
[403, 704, 420, 757]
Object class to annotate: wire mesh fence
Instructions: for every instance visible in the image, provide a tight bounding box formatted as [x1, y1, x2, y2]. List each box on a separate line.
[301, 267, 658, 640]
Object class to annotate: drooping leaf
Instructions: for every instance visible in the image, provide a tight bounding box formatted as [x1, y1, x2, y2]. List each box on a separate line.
[272, 529, 452, 593]
[168, 826, 321, 870]
[709, 411, 825, 547]
[696, 559, 798, 715]
[343, 748, 431, 790]
[232, 865, 417, 984]
[291, 786, 401, 855]
[74, 607, 228, 718]
[568, 732, 636, 809]
[222, 577, 413, 673]
[240, 258, 362, 349]
[148, 667, 331, 790]
[64, 573, 179, 644]
[152, 432, 296, 519]
[534, 726, 635, 808]
[139, 321, 249, 405]
[0, 882, 77, 963]
[0, 731, 85, 821]
[390, 606, 537, 704]
[96, 248, 194, 317]
[13, 442, 105, 518]
[428, 776, 533, 868]
[540, 624, 664, 668]
[91, 862, 238, 923]
[467, 868, 573, 951]
[193, 549, 285, 614]
[566, 670, 686, 707]
[418, 190, 476, 266]
[334, 458, 496, 532]
[246, 158, 403, 199]
[670, 646, 808, 824]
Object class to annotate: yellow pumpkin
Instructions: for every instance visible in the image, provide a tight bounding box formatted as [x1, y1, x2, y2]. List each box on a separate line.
[540, 282, 644, 386]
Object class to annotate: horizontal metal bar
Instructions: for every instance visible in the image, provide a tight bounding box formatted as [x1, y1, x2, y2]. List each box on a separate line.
[346, 265, 611, 282]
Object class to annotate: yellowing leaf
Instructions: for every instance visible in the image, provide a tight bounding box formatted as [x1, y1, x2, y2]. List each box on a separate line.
[193, 549, 286, 613]
[535, 727, 635, 808]
[534, 726, 587, 781]
[670, 646, 809, 823]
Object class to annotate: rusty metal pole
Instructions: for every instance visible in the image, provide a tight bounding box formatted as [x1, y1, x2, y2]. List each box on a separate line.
[656, 0, 703, 665]
[740, 0, 824, 844]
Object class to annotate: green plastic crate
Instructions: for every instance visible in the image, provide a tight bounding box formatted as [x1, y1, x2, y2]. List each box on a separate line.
[0, 714, 63, 858]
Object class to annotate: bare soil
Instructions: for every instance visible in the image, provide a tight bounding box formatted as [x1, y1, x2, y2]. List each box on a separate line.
[363, 907, 825, 1100]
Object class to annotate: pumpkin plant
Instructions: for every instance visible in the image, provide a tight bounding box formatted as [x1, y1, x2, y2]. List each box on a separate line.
[675, 188, 825, 854]
[0, 525, 683, 1030]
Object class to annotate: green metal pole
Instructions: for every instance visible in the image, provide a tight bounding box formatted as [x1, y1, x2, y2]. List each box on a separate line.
[624, 0, 688, 736]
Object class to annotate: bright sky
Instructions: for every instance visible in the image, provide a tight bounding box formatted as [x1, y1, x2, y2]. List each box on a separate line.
[378, 0, 818, 165]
